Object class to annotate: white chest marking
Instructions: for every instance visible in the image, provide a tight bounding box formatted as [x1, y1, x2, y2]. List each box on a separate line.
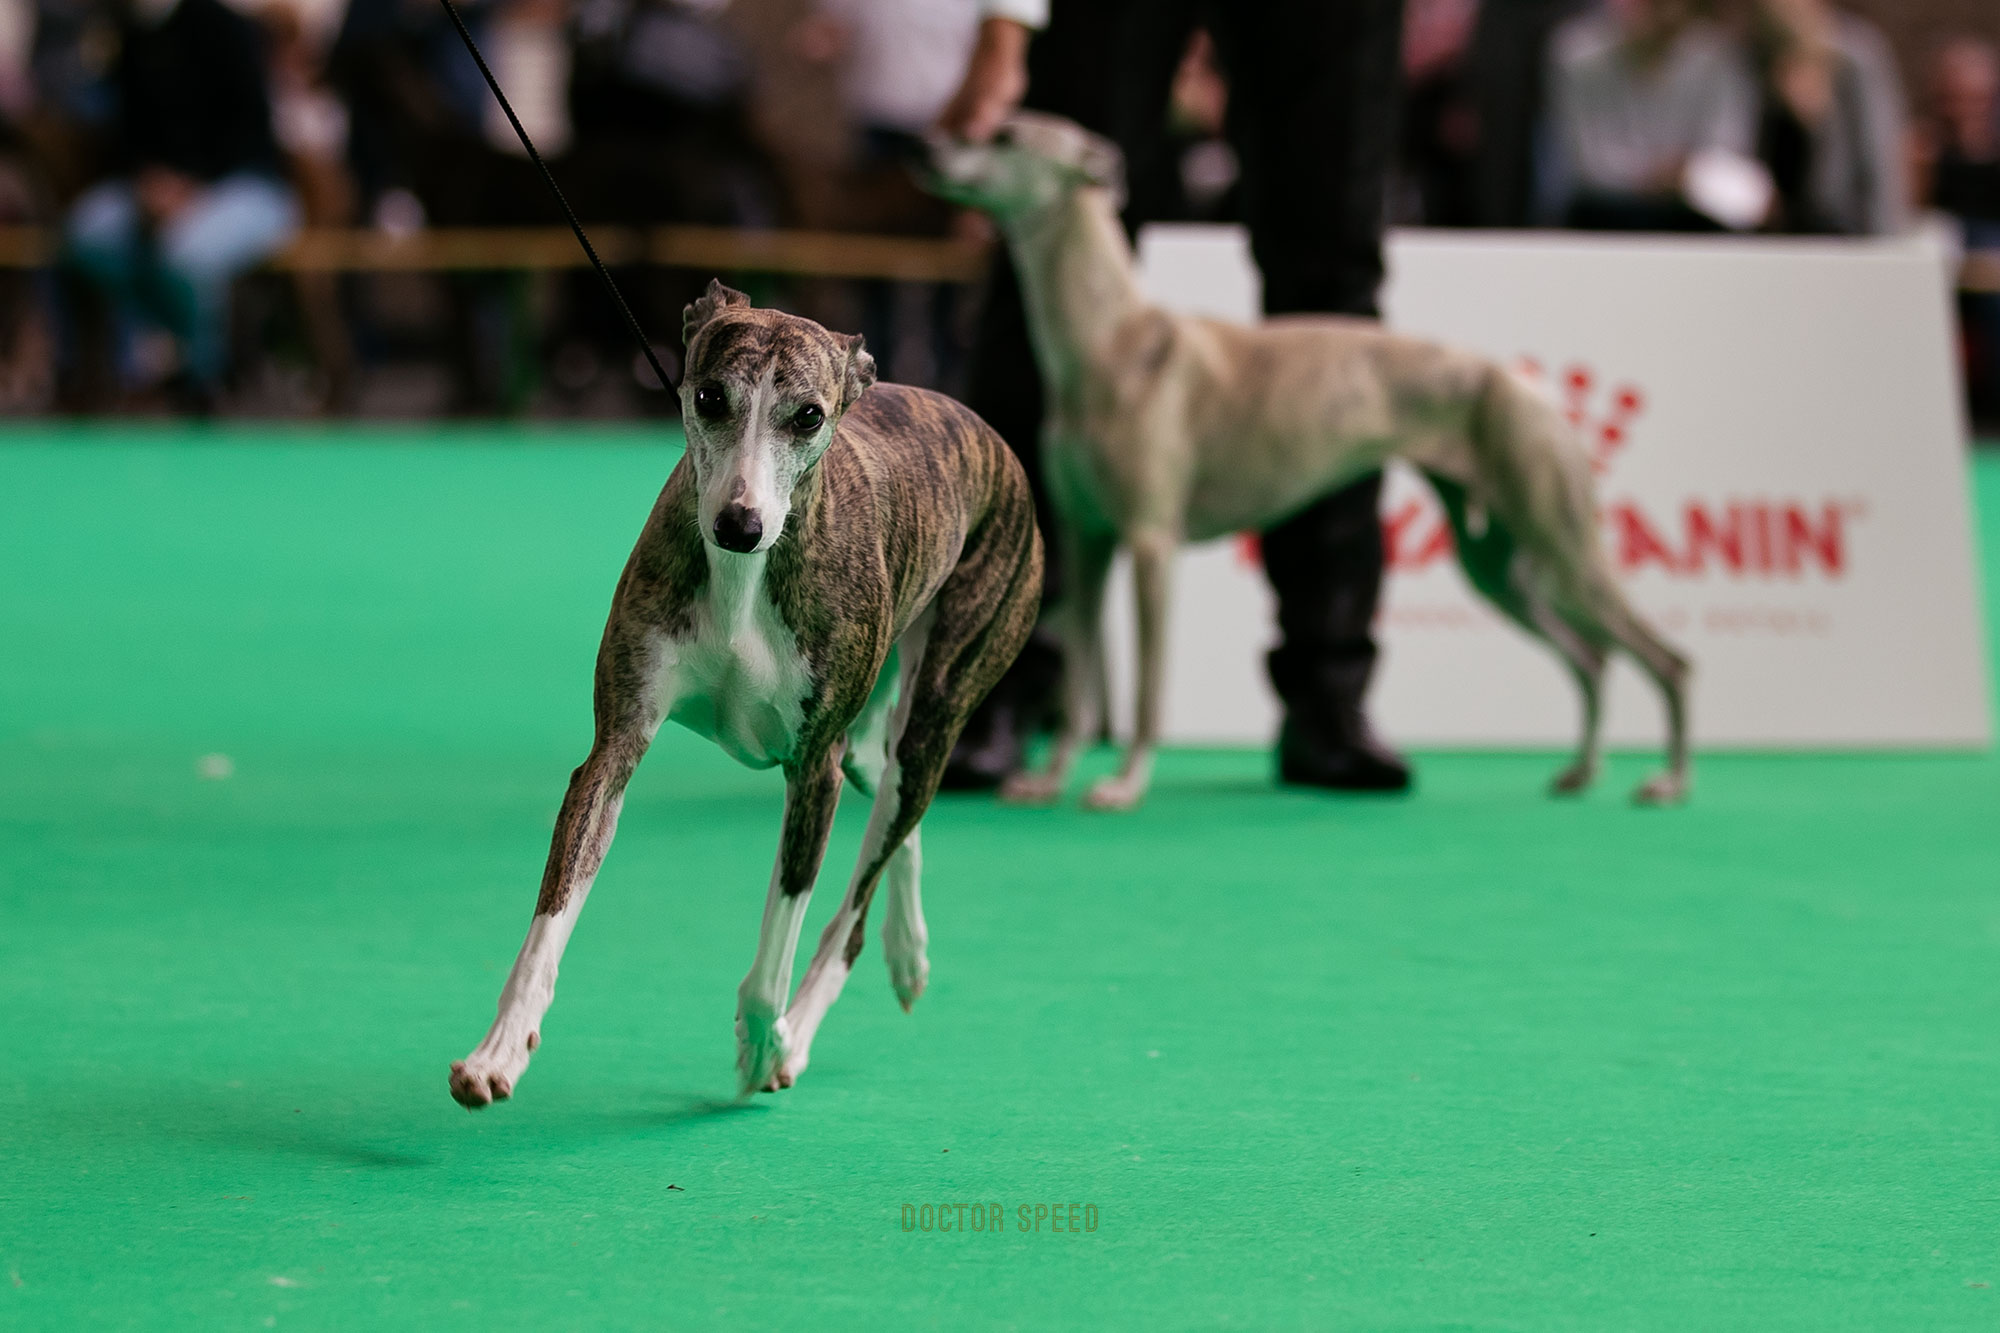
[664, 547, 814, 769]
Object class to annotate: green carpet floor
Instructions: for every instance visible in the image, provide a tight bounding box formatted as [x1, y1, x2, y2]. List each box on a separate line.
[2, 427, 1996, 1330]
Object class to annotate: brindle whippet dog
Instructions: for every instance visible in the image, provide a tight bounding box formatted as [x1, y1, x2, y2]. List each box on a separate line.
[450, 282, 1042, 1105]
[926, 113, 1691, 812]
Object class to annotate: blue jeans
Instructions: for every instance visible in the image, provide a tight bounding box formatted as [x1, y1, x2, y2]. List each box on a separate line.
[65, 173, 300, 386]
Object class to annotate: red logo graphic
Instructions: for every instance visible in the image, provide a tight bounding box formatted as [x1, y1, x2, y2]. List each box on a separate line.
[1519, 358, 1644, 475]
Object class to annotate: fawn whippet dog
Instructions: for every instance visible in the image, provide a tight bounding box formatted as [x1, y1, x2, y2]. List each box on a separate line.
[926, 113, 1690, 812]
[450, 282, 1042, 1105]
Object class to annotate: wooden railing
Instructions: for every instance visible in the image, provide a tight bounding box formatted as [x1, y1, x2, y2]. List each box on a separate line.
[3, 221, 1994, 292]
[0, 224, 992, 283]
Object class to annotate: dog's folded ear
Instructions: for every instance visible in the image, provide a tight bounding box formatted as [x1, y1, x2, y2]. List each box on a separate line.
[683, 279, 752, 348]
[839, 332, 877, 411]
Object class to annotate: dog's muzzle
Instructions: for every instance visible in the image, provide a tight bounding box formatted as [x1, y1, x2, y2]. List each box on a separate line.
[711, 503, 764, 554]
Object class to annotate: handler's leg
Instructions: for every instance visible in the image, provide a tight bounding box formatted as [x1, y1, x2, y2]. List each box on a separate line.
[153, 174, 300, 394]
[1215, 0, 1411, 792]
[1261, 480, 1409, 791]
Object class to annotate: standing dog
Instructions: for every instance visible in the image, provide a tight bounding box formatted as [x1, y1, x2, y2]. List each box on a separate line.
[450, 282, 1042, 1105]
[927, 113, 1690, 811]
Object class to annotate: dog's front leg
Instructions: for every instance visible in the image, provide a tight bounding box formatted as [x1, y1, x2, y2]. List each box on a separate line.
[1001, 524, 1116, 804]
[450, 737, 650, 1108]
[1083, 527, 1173, 812]
[450, 624, 667, 1109]
[736, 750, 843, 1095]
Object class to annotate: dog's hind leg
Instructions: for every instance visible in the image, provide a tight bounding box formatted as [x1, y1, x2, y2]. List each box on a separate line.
[780, 615, 934, 1084]
[840, 647, 900, 799]
[852, 648, 932, 1010]
[451, 625, 671, 1109]
[879, 829, 927, 1010]
[1521, 580, 1609, 795]
[784, 513, 1042, 1084]
[1565, 569, 1692, 805]
[1434, 472, 1606, 795]
[1002, 523, 1116, 804]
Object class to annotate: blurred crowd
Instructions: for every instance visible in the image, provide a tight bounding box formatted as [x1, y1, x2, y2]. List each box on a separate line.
[0, 0, 1993, 421]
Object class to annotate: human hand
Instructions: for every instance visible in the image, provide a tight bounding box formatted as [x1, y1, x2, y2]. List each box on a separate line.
[135, 168, 199, 225]
[934, 17, 1029, 143]
[788, 12, 848, 64]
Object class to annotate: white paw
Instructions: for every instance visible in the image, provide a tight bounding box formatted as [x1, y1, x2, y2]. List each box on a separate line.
[736, 1008, 795, 1096]
[1549, 761, 1599, 796]
[449, 1034, 535, 1110]
[886, 947, 929, 1013]
[1000, 770, 1065, 805]
[1631, 772, 1689, 806]
[1081, 774, 1146, 812]
[777, 1044, 811, 1088]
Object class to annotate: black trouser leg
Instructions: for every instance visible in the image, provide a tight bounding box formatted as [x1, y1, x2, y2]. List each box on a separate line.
[1211, 0, 1406, 759]
[1258, 474, 1387, 738]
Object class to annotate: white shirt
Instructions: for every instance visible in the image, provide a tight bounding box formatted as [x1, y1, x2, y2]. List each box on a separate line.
[981, 0, 1047, 25]
[1545, 14, 1758, 203]
[825, 0, 1046, 135]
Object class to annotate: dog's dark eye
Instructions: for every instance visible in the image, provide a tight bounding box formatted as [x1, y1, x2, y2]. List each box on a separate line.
[794, 403, 824, 433]
[693, 384, 728, 420]
[990, 127, 1015, 147]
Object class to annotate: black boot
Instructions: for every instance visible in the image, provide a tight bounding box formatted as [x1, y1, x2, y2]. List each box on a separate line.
[1276, 711, 1410, 792]
[939, 698, 1030, 791]
[1261, 473, 1412, 794]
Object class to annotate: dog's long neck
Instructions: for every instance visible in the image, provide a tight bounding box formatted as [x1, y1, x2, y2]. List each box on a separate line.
[1003, 185, 1147, 404]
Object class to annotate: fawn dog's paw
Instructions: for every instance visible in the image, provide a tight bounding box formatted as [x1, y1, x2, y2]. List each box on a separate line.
[1000, 770, 1065, 805]
[1549, 760, 1599, 797]
[1081, 774, 1147, 812]
[1631, 771, 1689, 806]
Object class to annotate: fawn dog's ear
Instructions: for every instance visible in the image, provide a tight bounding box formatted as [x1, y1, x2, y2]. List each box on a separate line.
[839, 332, 877, 412]
[683, 279, 751, 348]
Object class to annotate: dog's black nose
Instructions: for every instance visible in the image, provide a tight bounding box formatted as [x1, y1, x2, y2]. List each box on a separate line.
[711, 504, 764, 553]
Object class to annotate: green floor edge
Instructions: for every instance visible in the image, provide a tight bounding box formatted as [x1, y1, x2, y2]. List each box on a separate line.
[0, 435, 1994, 1330]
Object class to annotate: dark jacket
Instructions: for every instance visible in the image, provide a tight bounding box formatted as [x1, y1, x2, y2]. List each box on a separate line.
[116, 0, 281, 181]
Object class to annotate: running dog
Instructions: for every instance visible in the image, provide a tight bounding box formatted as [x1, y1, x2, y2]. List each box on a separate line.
[450, 282, 1042, 1105]
[926, 113, 1690, 811]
